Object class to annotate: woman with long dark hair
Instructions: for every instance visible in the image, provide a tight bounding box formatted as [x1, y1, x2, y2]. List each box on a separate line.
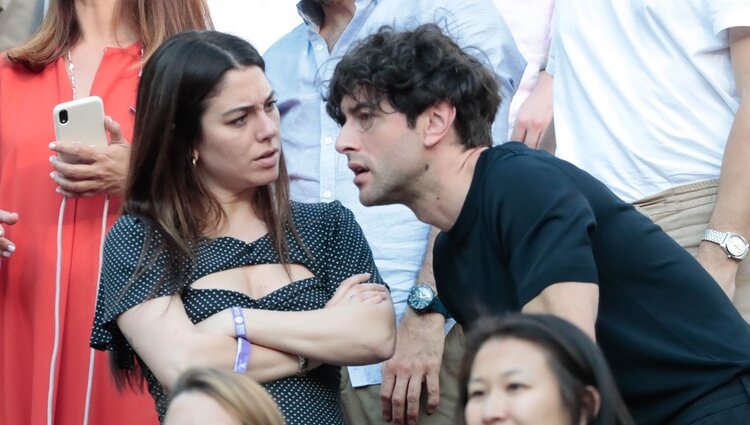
[0, 1, 211, 424]
[459, 314, 634, 425]
[90, 30, 396, 424]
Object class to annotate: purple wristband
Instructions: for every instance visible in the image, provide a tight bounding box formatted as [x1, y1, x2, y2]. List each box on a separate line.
[231, 306, 247, 339]
[234, 337, 251, 374]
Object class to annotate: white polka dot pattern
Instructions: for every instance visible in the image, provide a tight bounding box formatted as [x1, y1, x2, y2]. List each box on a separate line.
[90, 201, 384, 424]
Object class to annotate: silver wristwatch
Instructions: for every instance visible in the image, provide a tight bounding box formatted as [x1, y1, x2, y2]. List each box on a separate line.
[702, 229, 749, 261]
[296, 355, 309, 377]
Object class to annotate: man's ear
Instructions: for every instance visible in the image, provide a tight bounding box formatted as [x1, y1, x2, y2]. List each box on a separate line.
[423, 100, 456, 148]
[579, 385, 601, 425]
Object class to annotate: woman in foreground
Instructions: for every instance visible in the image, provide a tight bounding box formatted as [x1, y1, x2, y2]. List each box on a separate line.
[460, 314, 634, 425]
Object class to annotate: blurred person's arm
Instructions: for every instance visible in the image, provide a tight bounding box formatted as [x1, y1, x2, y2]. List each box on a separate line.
[696, 27, 750, 298]
[511, 70, 553, 148]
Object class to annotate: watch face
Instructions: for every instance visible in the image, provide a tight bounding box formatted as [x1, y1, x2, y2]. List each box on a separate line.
[408, 285, 434, 310]
[726, 235, 748, 257]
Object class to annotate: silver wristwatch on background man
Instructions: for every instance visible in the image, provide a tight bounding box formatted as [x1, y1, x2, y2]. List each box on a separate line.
[702, 229, 749, 261]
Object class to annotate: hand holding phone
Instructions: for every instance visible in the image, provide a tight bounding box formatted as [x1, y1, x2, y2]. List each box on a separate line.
[52, 96, 107, 163]
[49, 98, 131, 197]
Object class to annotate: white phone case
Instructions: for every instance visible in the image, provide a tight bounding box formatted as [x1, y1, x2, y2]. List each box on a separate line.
[52, 96, 107, 163]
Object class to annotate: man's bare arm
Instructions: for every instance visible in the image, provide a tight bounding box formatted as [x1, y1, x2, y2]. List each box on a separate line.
[696, 27, 750, 298]
[380, 227, 446, 425]
[523, 282, 599, 341]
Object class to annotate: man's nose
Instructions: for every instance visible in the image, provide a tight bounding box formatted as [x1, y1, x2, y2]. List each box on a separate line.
[335, 122, 358, 153]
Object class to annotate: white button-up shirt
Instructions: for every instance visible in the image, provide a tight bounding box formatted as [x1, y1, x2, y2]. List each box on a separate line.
[265, 0, 525, 387]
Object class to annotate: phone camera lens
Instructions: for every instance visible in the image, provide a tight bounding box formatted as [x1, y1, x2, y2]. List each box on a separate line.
[59, 110, 69, 124]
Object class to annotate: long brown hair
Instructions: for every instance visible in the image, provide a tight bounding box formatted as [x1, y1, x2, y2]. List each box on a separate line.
[113, 31, 301, 390]
[6, 0, 213, 71]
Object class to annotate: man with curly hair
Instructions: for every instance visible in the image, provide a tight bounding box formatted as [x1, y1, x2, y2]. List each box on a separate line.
[328, 24, 750, 425]
[264, 2, 524, 424]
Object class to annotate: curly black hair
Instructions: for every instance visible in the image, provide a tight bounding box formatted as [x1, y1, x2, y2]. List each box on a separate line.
[326, 24, 500, 149]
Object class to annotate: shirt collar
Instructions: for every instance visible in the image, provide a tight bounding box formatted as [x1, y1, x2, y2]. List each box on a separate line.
[296, 0, 377, 33]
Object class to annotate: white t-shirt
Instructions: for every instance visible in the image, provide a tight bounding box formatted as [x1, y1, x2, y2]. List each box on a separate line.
[548, 0, 750, 202]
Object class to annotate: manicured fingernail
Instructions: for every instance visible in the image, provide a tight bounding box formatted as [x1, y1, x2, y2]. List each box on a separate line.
[49, 156, 57, 163]
[50, 171, 57, 179]
[49, 143, 56, 150]
[2, 251, 11, 258]
[55, 187, 62, 194]
[7, 245, 15, 253]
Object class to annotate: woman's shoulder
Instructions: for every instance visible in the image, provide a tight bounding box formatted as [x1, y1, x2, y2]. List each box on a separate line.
[107, 213, 164, 246]
[289, 201, 358, 246]
[110, 213, 145, 233]
[0, 53, 50, 77]
[290, 200, 353, 225]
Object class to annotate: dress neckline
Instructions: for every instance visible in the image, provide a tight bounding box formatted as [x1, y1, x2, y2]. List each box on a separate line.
[185, 276, 319, 303]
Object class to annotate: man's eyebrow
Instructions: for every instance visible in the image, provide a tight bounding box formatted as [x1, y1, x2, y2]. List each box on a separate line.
[221, 91, 276, 116]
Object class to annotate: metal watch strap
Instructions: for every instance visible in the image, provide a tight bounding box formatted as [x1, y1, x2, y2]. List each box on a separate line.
[702, 229, 749, 260]
[703, 229, 727, 246]
[296, 355, 309, 377]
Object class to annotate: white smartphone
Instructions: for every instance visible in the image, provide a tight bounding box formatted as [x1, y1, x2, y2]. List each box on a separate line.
[52, 96, 107, 163]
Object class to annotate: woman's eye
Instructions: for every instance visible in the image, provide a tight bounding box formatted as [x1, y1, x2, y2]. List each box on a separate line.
[467, 389, 485, 399]
[506, 382, 526, 392]
[231, 115, 248, 126]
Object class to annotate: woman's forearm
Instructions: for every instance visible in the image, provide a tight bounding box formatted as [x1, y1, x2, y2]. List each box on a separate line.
[182, 338, 303, 384]
[119, 296, 311, 389]
[201, 300, 396, 365]
[246, 301, 396, 365]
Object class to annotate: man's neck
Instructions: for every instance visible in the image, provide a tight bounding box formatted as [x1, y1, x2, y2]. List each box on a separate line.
[406, 147, 487, 232]
[319, 0, 356, 50]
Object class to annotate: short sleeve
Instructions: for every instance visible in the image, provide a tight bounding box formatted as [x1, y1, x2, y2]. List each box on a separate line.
[90, 215, 179, 362]
[320, 201, 385, 289]
[705, 0, 750, 36]
[487, 155, 599, 305]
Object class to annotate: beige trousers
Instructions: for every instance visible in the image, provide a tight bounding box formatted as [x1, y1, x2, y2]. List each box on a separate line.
[633, 179, 750, 322]
[340, 325, 465, 425]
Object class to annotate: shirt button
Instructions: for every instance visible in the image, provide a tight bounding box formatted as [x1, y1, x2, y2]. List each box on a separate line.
[324, 137, 333, 145]
[315, 44, 324, 51]
[323, 190, 332, 199]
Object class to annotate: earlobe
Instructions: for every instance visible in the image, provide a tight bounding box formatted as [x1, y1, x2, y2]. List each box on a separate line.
[423, 101, 456, 148]
[579, 386, 601, 424]
[191, 148, 199, 166]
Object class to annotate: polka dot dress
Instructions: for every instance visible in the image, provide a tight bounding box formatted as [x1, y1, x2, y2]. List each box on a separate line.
[90, 201, 383, 424]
